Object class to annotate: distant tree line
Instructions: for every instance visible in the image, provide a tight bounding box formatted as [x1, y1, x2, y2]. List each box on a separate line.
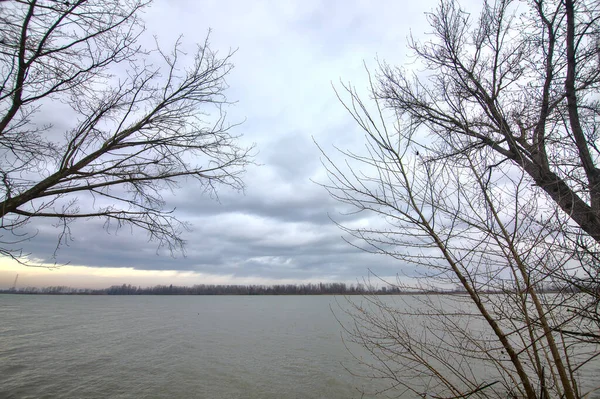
[0, 282, 408, 296]
[1, 281, 579, 296]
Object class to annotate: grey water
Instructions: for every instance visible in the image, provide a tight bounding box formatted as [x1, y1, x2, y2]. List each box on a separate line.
[0, 295, 374, 399]
[1, 295, 599, 399]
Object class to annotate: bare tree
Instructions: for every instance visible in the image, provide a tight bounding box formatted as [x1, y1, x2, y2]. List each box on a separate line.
[320, 0, 600, 398]
[0, 0, 252, 262]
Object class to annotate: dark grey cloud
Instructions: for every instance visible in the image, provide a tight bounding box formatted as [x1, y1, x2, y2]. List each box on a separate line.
[10, 203, 406, 282]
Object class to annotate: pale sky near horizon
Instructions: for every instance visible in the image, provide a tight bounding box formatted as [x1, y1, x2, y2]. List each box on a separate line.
[0, 0, 481, 289]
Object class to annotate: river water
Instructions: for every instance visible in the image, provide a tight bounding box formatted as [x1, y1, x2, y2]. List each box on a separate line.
[1, 295, 598, 398]
[0, 295, 377, 399]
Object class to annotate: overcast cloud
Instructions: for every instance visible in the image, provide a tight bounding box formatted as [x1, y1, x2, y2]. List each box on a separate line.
[0, 0, 479, 288]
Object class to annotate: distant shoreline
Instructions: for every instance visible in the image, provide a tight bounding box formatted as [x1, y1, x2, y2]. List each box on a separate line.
[0, 282, 442, 296]
[1, 282, 567, 296]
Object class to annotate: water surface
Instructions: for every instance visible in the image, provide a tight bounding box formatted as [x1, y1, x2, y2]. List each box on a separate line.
[2, 294, 598, 399]
[0, 295, 372, 399]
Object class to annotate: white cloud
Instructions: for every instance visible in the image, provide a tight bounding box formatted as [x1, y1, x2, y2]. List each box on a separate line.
[2, 0, 452, 287]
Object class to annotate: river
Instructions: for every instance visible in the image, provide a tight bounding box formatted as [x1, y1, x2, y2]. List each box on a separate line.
[1, 295, 376, 399]
[1, 294, 598, 398]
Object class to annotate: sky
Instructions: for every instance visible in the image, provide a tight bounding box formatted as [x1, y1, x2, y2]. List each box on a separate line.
[0, 0, 479, 289]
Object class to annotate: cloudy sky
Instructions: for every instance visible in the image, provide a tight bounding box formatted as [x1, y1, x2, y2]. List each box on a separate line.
[0, 0, 478, 289]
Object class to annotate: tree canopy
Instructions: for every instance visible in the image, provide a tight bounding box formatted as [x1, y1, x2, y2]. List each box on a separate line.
[0, 0, 252, 263]
[322, 0, 600, 398]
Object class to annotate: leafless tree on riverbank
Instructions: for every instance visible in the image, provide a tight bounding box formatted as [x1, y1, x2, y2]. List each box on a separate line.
[0, 0, 252, 262]
[321, 0, 600, 397]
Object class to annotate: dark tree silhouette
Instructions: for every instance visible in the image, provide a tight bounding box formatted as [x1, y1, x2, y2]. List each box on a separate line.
[320, 0, 600, 398]
[0, 0, 252, 262]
